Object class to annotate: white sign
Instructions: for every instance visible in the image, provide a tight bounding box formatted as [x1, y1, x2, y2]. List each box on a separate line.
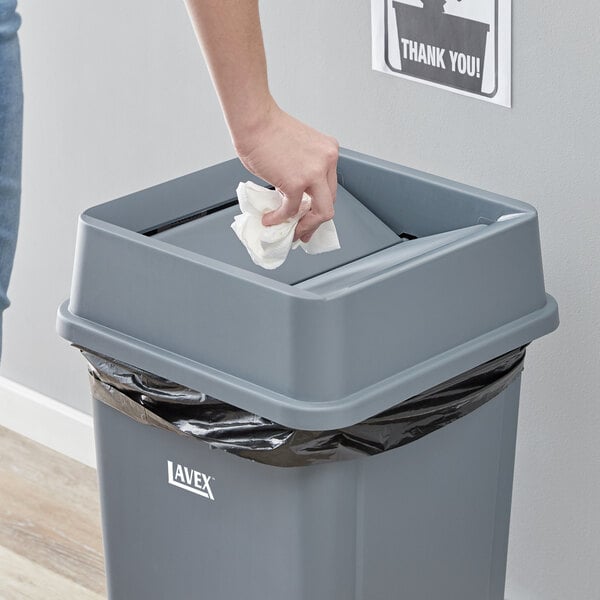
[372, 0, 511, 106]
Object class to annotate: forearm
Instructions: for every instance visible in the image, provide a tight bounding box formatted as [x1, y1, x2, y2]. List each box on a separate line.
[185, 0, 339, 240]
[184, 0, 274, 147]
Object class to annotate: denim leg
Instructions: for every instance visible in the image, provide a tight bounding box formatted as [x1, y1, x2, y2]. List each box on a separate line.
[0, 0, 22, 358]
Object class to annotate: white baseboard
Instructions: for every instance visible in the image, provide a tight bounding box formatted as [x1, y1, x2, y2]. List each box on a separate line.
[0, 376, 96, 468]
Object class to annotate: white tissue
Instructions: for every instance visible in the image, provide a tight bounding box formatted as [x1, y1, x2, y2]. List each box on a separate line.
[231, 181, 340, 270]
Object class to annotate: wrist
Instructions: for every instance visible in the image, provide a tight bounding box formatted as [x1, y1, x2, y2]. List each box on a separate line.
[229, 95, 279, 155]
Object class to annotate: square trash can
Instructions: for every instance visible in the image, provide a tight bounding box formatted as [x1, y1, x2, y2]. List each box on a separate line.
[57, 148, 558, 600]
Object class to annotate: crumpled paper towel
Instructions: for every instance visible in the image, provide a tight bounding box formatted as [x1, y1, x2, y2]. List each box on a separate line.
[231, 181, 340, 270]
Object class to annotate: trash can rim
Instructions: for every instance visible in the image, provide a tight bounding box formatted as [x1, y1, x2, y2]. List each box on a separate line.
[57, 294, 558, 431]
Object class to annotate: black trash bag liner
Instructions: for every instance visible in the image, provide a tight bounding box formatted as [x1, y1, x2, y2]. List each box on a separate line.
[83, 346, 526, 468]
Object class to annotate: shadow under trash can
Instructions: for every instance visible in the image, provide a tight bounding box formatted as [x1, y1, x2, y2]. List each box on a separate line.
[57, 148, 558, 600]
[393, 0, 490, 93]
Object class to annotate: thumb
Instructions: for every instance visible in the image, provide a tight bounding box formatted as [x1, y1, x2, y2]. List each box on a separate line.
[262, 189, 304, 226]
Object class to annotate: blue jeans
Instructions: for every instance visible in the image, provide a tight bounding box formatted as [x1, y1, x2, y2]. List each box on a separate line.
[0, 0, 22, 358]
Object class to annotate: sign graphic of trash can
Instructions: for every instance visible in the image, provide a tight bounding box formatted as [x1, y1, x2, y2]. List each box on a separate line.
[392, 0, 490, 93]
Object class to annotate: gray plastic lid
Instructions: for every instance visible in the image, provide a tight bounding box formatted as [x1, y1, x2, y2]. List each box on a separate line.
[56, 148, 559, 430]
[154, 185, 400, 285]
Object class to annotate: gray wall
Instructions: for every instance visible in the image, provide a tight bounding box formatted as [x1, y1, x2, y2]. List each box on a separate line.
[2, 1, 598, 598]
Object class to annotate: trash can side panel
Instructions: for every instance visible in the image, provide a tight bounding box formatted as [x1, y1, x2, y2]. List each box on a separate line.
[357, 381, 521, 600]
[69, 219, 305, 398]
[93, 398, 362, 600]
[297, 461, 361, 600]
[488, 375, 521, 599]
[94, 399, 303, 600]
[288, 297, 348, 400]
[332, 216, 547, 398]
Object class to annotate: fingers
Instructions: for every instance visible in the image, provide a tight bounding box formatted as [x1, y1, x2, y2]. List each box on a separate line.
[262, 187, 304, 226]
[295, 180, 335, 243]
[258, 133, 339, 234]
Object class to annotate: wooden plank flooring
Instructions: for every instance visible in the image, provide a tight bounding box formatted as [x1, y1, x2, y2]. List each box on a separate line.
[0, 426, 106, 599]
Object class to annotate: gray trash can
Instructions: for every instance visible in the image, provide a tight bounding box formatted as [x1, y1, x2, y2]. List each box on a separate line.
[57, 148, 558, 600]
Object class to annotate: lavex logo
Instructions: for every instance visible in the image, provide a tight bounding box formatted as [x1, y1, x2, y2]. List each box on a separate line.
[167, 460, 214, 501]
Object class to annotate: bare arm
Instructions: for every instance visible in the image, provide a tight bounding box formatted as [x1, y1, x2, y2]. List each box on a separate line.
[184, 0, 338, 241]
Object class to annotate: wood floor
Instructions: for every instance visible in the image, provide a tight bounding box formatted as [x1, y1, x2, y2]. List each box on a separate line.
[0, 426, 106, 599]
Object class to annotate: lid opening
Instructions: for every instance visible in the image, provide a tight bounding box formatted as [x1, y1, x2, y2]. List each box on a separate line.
[151, 184, 402, 285]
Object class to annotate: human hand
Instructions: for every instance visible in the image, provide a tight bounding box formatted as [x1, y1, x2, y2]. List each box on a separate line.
[233, 102, 339, 243]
